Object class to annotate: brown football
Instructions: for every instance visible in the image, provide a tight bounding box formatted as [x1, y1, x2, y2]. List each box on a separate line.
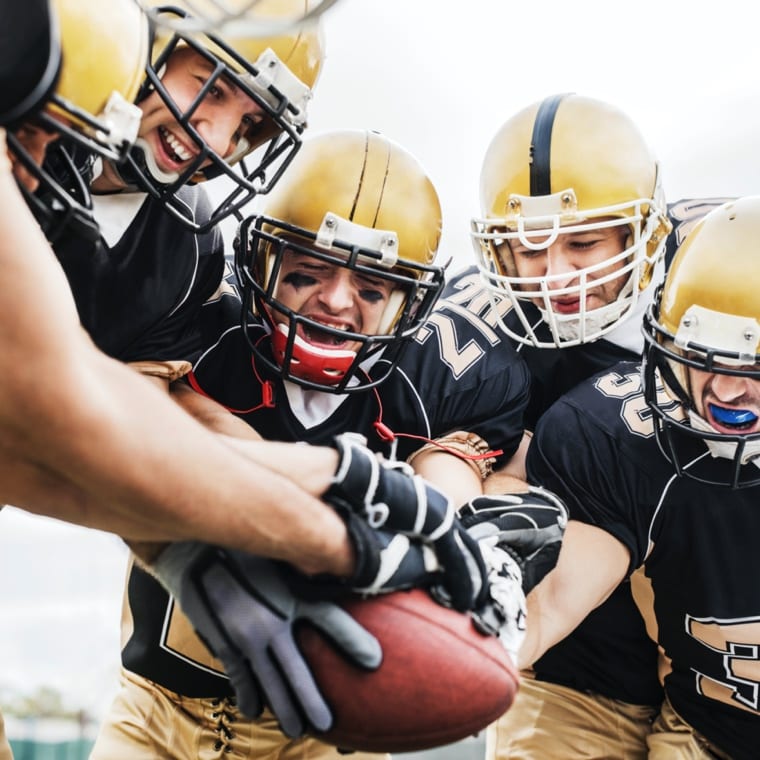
[296, 588, 519, 753]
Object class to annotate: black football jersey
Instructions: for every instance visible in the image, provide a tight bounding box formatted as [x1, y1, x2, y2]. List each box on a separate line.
[442, 266, 640, 430]
[120, 268, 531, 696]
[444, 266, 660, 703]
[45, 149, 224, 364]
[529, 361, 760, 760]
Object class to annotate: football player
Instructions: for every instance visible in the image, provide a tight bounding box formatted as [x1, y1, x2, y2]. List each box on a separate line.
[1, 0, 374, 562]
[88, 129, 562, 759]
[460, 93, 730, 758]
[88, 0, 323, 231]
[518, 195, 760, 760]
[0, 0, 496, 749]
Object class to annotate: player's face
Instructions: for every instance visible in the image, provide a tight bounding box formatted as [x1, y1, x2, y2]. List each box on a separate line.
[9, 123, 59, 191]
[271, 247, 396, 352]
[136, 46, 266, 177]
[508, 219, 629, 314]
[689, 365, 760, 436]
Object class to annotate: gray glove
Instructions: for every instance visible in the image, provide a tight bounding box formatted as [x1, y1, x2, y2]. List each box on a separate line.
[459, 486, 568, 593]
[153, 542, 382, 737]
[325, 432, 488, 611]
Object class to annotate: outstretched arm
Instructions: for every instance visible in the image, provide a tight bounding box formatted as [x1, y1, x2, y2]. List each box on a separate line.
[517, 519, 629, 669]
[0, 129, 352, 577]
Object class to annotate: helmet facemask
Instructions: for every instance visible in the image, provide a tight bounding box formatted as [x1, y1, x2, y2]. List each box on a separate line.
[9, 130, 100, 242]
[11, 98, 140, 243]
[235, 212, 445, 393]
[120, 5, 316, 233]
[473, 190, 668, 348]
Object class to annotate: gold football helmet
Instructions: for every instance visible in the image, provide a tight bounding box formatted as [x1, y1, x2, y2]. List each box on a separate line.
[47, 0, 147, 157]
[3, 0, 148, 241]
[235, 128, 446, 393]
[643, 196, 760, 488]
[123, 0, 326, 231]
[471, 93, 671, 348]
[3, 0, 147, 156]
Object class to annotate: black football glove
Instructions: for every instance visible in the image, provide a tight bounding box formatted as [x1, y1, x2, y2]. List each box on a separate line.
[283, 511, 441, 601]
[340, 509, 439, 594]
[459, 486, 568, 594]
[324, 433, 488, 612]
[152, 542, 382, 738]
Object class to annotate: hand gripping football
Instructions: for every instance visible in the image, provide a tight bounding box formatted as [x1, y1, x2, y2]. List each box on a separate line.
[296, 588, 519, 752]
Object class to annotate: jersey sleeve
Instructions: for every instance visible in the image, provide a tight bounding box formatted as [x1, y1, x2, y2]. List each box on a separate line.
[526, 367, 655, 573]
[403, 266, 531, 467]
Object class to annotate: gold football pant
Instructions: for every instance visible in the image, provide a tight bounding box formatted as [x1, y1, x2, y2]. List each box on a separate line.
[486, 671, 658, 759]
[0, 710, 12, 760]
[90, 667, 390, 760]
[647, 695, 733, 759]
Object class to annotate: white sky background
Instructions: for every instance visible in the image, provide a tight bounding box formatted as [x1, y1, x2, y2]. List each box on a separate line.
[305, 0, 760, 270]
[3, 0, 760, 724]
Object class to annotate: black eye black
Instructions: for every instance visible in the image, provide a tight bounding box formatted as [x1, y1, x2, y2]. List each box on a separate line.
[359, 289, 385, 304]
[282, 272, 317, 288]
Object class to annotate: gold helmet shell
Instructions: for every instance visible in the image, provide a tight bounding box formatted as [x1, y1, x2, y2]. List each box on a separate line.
[1, 0, 148, 152]
[659, 198, 760, 340]
[261, 128, 442, 268]
[4, 0, 148, 242]
[51, 0, 147, 152]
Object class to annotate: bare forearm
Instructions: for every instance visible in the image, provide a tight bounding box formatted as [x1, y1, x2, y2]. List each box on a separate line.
[62, 360, 351, 571]
[4, 342, 351, 575]
[409, 448, 484, 506]
[517, 521, 629, 668]
[0, 136, 353, 576]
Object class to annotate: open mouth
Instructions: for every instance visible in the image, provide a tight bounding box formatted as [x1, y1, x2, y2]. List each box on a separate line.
[708, 403, 759, 432]
[301, 319, 355, 348]
[158, 126, 195, 166]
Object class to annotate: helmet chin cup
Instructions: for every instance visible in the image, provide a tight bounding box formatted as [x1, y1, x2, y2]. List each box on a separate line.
[271, 323, 356, 386]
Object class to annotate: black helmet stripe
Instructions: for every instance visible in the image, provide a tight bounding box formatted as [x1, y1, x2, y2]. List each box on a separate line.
[529, 93, 570, 197]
